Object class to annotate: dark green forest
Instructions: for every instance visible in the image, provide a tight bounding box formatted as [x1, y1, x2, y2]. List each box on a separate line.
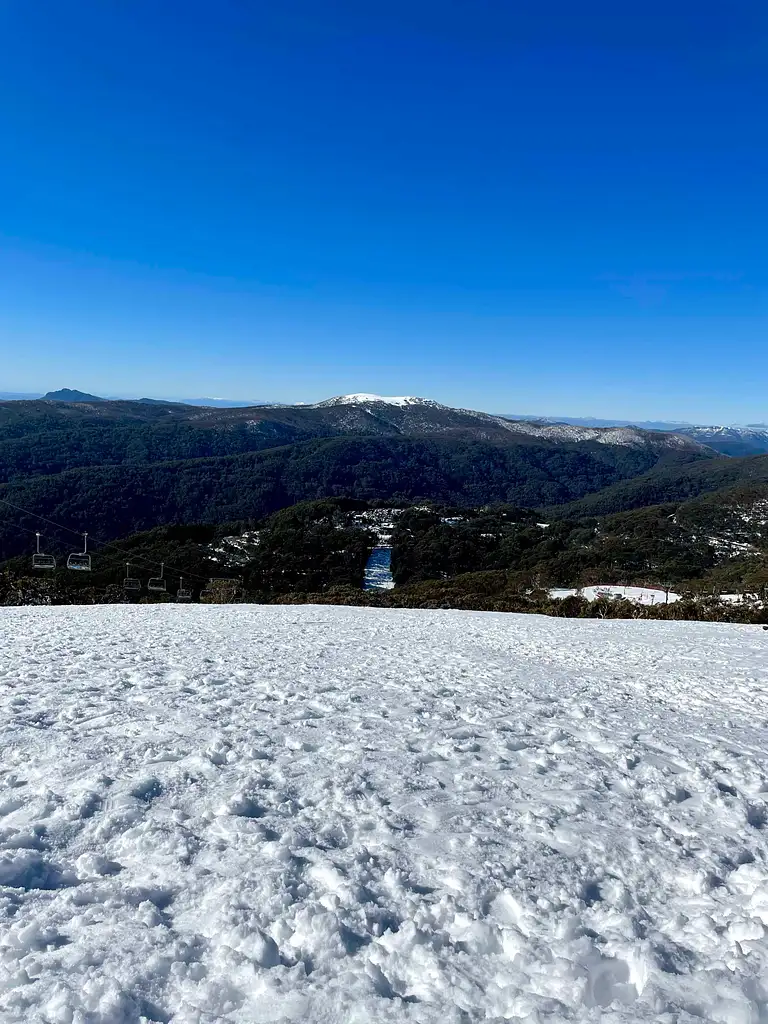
[553, 454, 768, 518]
[390, 500, 768, 591]
[0, 435, 684, 561]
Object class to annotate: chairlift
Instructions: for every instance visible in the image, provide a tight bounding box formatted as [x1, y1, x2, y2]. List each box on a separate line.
[32, 532, 56, 570]
[67, 532, 92, 571]
[123, 563, 142, 593]
[176, 577, 192, 603]
[148, 562, 167, 593]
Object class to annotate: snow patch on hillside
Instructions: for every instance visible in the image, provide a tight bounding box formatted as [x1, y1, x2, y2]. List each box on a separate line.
[350, 507, 403, 544]
[2, 605, 768, 1022]
[551, 585, 681, 605]
[208, 530, 261, 566]
[499, 419, 701, 450]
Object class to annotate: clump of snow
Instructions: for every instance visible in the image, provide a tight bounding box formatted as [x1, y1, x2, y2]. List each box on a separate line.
[350, 507, 403, 544]
[736, 499, 768, 526]
[2, 605, 768, 1022]
[208, 530, 261, 566]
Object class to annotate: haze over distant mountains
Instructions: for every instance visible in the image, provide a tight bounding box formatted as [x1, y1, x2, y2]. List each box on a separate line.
[500, 414, 694, 431]
[0, 390, 269, 407]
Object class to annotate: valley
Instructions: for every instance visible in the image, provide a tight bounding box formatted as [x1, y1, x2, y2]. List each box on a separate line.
[0, 393, 767, 618]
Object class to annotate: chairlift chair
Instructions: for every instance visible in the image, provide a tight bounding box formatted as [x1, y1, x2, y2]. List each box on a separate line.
[148, 562, 167, 593]
[123, 563, 142, 593]
[176, 577, 192, 603]
[67, 532, 92, 571]
[32, 533, 56, 570]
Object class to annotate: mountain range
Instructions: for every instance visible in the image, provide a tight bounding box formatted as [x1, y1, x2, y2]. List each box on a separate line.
[5, 387, 768, 452]
[0, 391, 709, 558]
[0, 390, 768, 571]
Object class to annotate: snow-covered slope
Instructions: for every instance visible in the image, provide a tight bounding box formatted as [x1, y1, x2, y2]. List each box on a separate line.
[674, 425, 768, 457]
[314, 394, 441, 408]
[498, 419, 704, 450]
[3, 606, 768, 1022]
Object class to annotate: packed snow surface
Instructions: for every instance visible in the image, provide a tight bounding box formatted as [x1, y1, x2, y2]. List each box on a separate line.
[2, 606, 768, 1023]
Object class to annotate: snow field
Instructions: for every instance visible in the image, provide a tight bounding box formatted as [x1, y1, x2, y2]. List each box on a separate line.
[1, 606, 768, 1022]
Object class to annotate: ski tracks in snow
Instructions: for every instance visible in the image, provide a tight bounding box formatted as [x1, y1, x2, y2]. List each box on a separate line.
[1, 606, 768, 1022]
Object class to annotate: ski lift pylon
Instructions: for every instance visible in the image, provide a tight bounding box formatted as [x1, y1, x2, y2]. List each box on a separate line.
[32, 532, 56, 570]
[67, 532, 91, 571]
[148, 562, 167, 593]
[123, 563, 141, 592]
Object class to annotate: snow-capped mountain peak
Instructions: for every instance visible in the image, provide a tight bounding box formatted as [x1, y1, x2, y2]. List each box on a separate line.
[313, 394, 443, 408]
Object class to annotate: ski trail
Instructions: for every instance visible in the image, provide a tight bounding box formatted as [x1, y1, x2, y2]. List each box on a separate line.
[363, 546, 394, 590]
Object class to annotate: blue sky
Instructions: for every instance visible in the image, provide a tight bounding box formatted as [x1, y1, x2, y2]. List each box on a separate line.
[0, 0, 766, 420]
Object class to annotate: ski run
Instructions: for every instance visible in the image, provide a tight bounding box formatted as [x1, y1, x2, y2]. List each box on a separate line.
[2, 604, 768, 1023]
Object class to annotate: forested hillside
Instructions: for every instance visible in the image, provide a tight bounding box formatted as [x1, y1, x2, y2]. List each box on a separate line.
[551, 453, 768, 518]
[0, 434, 698, 561]
[6, 394, 760, 598]
[0, 395, 711, 484]
[0, 400, 331, 481]
[391, 490, 768, 592]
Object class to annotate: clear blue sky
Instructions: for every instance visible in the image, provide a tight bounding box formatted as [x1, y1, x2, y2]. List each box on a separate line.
[0, 1, 765, 421]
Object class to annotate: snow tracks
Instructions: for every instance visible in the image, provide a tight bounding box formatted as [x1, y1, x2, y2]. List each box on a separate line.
[1, 605, 768, 1022]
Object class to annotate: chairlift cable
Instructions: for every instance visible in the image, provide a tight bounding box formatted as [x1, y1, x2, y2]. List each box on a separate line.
[0, 496, 209, 579]
[0, 495, 229, 584]
[0, 513, 48, 539]
[0, 497, 83, 538]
